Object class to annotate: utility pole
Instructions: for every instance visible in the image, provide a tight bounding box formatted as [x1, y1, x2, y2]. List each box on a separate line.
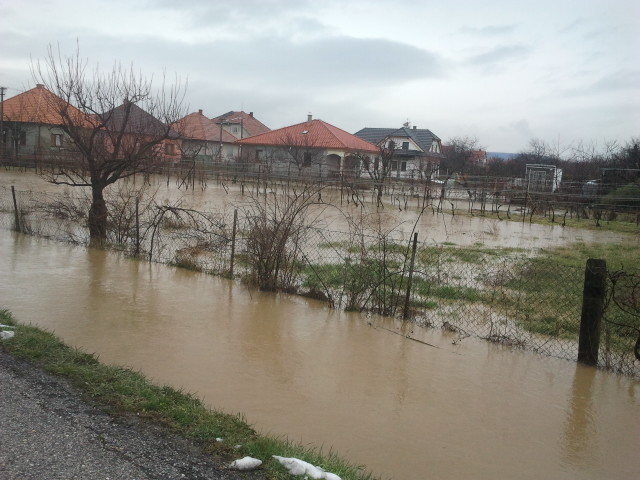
[0, 86, 6, 160]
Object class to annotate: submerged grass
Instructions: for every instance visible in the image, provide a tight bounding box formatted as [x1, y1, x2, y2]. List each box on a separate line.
[0, 309, 375, 480]
[450, 206, 640, 235]
[500, 241, 640, 345]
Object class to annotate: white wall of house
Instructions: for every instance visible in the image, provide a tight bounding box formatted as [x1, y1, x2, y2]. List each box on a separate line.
[243, 145, 370, 178]
[220, 123, 251, 140]
[3, 122, 75, 160]
[182, 140, 239, 163]
[384, 136, 423, 152]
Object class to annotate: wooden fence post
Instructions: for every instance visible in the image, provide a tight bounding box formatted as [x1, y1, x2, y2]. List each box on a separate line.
[402, 232, 419, 320]
[11, 185, 20, 231]
[134, 197, 140, 255]
[230, 209, 238, 276]
[578, 258, 607, 366]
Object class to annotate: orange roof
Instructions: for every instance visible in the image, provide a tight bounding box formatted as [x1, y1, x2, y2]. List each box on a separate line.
[211, 111, 270, 137]
[1, 84, 91, 127]
[176, 111, 237, 142]
[236, 119, 379, 154]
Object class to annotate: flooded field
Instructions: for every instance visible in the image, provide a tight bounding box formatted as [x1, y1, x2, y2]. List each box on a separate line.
[1, 230, 638, 480]
[0, 169, 632, 249]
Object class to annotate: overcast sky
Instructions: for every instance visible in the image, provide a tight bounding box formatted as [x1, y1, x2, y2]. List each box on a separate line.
[1, 0, 638, 151]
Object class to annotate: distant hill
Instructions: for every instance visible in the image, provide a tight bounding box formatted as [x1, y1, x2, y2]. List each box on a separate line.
[487, 152, 518, 161]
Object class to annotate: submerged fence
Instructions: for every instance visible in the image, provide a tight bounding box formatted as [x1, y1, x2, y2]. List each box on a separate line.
[1, 184, 638, 377]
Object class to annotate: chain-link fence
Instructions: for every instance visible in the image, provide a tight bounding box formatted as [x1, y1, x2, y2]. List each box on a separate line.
[1, 184, 638, 377]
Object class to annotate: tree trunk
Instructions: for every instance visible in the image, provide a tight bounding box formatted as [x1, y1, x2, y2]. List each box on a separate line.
[88, 183, 108, 244]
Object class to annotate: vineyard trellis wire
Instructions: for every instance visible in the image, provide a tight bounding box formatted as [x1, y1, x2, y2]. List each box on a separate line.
[1, 184, 638, 377]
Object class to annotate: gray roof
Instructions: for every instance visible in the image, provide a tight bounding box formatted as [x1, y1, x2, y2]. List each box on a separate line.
[100, 102, 179, 138]
[354, 127, 441, 153]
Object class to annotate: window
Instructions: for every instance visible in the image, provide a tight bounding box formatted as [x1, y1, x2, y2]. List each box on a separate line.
[51, 133, 62, 147]
[19, 131, 27, 146]
[391, 161, 398, 171]
[164, 143, 175, 155]
[255, 149, 262, 161]
[303, 151, 312, 166]
[401, 161, 407, 172]
[233, 127, 239, 133]
[402, 142, 409, 150]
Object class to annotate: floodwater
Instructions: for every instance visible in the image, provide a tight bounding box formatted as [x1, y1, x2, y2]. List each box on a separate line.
[1, 170, 633, 248]
[1, 231, 638, 480]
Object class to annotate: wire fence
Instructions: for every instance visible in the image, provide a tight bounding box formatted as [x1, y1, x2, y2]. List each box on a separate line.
[1, 183, 638, 377]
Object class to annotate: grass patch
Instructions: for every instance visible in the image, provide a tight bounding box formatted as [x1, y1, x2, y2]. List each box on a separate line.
[0, 309, 375, 480]
[417, 245, 524, 266]
[412, 280, 485, 302]
[498, 241, 640, 347]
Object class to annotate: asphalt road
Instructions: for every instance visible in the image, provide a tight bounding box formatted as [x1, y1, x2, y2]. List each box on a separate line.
[0, 351, 262, 480]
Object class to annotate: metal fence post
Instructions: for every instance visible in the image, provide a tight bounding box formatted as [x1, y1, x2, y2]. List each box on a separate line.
[402, 232, 419, 319]
[230, 209, 238, 276]
[11, 185, 20, 231]
[578, 258, 606, 366]
[134, 197, 140, 255]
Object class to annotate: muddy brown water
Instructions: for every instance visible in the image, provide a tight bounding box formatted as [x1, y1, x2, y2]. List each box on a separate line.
[1, 231, 638, 480]
[1, 170, 633, 249]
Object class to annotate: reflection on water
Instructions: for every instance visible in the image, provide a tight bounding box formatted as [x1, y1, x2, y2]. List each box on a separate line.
[563, 366, 598, 468]
[1, 231, 639, 480]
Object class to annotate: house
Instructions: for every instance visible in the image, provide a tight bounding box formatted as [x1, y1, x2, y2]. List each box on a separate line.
[354, 124, 443, 180]
[0, 84, 89, 165]
[235, 115, 379, 178]
[211, 111, 270, 140]
[99, 101, 182, 163]
[175, 110, 239, 163]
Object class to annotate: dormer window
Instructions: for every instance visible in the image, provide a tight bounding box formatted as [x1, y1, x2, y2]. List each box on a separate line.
[301, 130, 308, 134]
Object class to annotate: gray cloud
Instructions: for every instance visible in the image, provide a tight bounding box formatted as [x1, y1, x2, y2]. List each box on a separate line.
[460, 24, 517, 35]
[150, 0, 315, 28]
[467, 45, 530, 66]
[559, 18, 587, 34]
[508, 119, 533, 139]
[564, 69, 640, 96]
[74, 33, 446, 88]
[1, 29, 445, 132]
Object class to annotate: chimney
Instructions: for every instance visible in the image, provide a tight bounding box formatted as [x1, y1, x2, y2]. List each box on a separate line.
[307, 114, 312, 122]
[413, 125, 417, 130]
[36, 84, 44, 88]
[249, 112, 253, 117]
[198, 109, 203, 114]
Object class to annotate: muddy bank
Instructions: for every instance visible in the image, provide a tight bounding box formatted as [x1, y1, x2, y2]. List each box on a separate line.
[0, 350, 261, 480]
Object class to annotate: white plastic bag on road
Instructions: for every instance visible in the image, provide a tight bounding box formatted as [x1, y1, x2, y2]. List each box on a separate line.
[273, 455, 341, 480]
[229, 456, 262, 470]
[0, 330, 15, 340]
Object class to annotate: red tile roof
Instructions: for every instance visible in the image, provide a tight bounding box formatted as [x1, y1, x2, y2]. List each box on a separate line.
[1, 84, 90, 127]
[176, 111, 237, 142]
[211, 111, 270, 138]
[236, 119, 379, 154]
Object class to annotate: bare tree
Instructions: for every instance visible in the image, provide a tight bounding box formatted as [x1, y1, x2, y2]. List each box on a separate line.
[355, 140, 395, 207]
[32, 45, 187, 244]
[438, 137, 482, 210]
[441, 136, 481, 175]
[279, 131, 323, 177]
